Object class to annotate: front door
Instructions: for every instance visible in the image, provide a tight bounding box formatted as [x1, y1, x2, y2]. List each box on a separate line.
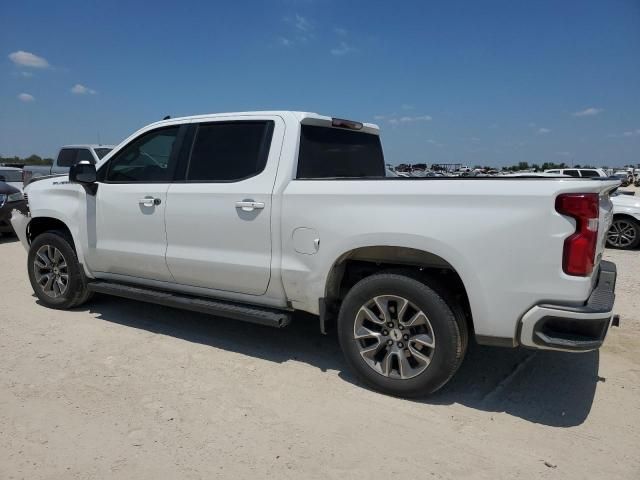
[165, 118, 281, 295]
[85, 126, 181, 281]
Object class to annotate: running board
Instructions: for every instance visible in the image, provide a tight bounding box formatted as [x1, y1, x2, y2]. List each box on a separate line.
[87, 281, 292, 328]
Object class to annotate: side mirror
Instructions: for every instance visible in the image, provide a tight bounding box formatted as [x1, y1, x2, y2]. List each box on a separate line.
[70, 161, 97, 184]
[69, 161, 98, 195]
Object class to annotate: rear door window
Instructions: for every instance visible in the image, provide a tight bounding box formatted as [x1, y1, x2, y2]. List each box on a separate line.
[185, 121, 274, 182]
[580, 170, 600, 178]
[564, 169, 580, 177]
[297, 125, 385, 178]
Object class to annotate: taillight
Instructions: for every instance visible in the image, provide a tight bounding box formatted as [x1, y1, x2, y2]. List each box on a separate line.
[555, 193, 599, 276]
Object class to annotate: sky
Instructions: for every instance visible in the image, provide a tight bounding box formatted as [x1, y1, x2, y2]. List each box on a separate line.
[1, 0, 639, 167]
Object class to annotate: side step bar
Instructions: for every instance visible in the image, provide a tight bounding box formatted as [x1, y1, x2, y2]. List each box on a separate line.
[87, 281, 292, 328]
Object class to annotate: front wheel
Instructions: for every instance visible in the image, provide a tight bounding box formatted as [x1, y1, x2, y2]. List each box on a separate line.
[27, 231, 92, 309]
[338, 273, 467, 397]
[607, 217, 640, 250]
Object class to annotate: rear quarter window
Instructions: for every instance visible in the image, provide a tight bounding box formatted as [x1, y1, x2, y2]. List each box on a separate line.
[297, 125, 385, 179]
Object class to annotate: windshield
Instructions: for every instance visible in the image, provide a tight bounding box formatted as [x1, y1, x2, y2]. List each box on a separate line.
[0, 169, 22, 182]
[94, 148, 113, 159]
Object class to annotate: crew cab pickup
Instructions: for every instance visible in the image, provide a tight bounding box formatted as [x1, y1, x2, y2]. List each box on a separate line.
[11, 111, 620, 397]
[22, 144, 114, 187]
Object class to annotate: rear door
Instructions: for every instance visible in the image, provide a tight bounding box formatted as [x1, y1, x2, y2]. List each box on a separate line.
[164, 116, 283, 295]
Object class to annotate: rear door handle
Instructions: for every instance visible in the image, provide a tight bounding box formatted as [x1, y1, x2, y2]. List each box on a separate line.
[139, 196, 161, 207]
[235, 201, 265, 212]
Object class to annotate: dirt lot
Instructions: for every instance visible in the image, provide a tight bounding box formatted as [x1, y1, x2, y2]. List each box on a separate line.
[1, 231, 638, 479]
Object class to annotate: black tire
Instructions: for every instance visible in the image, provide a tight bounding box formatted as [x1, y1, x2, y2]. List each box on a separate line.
[27, 230, 92, 309]
[338, 272, 467, 398]
[606, 217, 640, 250]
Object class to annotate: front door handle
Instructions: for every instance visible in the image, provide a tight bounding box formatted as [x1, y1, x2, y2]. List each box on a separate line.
[235, 200, 265, 212]
[139, 196, 161, 207]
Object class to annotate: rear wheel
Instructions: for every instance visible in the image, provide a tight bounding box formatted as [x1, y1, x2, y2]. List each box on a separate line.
[338, 273, 467, 397]
[607, 217, 640, 250]
[28, 231, 92, 309]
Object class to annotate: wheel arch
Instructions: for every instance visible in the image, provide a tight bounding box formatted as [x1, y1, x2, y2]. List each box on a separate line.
[321, 245, 473, 335]
[27, 216, 75, 248]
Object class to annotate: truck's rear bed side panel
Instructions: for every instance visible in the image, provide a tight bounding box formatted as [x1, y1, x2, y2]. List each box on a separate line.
[280, 178, 618, 340]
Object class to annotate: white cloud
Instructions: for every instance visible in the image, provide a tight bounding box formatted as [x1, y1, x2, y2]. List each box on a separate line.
[9, 50, 49, 68]
[294, 14, 311, 32]
[470, 137, 481, 142]
[401, 104, 414, 110]
[334, 27, 348, 36]
[387, 115, 432, 124]
[330, 41, 356, 56]
[373, 115, 386, 120]
[556, 151, 572, 157]
[572, 107, 603, 117]
[607, 129, 640, 138]
[528, 122, 536, 127]
[17, 93, 35, 102]
[278, 37, 292, 47]
[538, 127, 551, 134]
[71, 84, 96, 95]
[426, 139, 444, 147]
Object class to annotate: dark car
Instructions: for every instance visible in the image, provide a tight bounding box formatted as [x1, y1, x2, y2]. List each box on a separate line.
[0, 182, 28, 235]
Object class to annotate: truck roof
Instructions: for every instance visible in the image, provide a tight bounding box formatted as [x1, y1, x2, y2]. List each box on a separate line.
[60, 144, 116, 149]
[142, 111, 381, 134]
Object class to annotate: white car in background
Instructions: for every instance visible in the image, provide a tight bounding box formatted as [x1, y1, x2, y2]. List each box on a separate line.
[0, 167, 24, 191]
[608, 192, 640, 249]
[544, 168, 608, 178]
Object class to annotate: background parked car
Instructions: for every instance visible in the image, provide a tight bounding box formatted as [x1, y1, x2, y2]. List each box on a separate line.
[22, 144, 114, 187]
[608, 192, 640, 249]
[544, 168, 608, 178]
[0, 181, 27, 236]
[0, 167, 24, 190]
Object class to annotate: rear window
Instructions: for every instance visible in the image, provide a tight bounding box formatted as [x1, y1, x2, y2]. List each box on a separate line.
[580, 170, 600, 178]
[564, 169, 580, 177]
[297, 125, 385, 179]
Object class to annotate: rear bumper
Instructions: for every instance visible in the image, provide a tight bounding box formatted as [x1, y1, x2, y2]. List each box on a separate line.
[519, 260, 617, 352]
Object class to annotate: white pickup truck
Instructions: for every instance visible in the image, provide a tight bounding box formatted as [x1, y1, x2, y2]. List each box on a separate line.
[22, 144, 114, 187]
[11, 111, 620, 397]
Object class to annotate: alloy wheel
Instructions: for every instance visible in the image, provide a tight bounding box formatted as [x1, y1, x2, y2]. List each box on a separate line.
[607, 219, 637, 248]
[353, 295, 436, 379]
[33, 245, 69, 298]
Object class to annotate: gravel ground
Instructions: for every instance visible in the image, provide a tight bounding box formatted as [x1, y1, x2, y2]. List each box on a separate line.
[0, 228, 638, 479]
